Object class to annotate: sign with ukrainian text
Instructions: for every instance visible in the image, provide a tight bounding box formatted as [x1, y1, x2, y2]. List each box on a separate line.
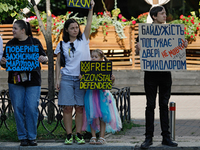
[5, 45, 40, 71]
[80, 61, 112, 90]
[67, 0, 91, 9]
[139, 23, 186, 71]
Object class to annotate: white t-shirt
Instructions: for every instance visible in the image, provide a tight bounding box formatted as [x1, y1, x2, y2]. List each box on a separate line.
[54, 33, 91, 76]
[0, 36, 3, 68]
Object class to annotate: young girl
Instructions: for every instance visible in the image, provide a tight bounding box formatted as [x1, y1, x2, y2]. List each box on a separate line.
[82, 49, 122, 145]
[54, 0, 95, 145]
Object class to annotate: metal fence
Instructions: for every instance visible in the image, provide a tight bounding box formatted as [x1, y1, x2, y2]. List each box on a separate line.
[0, 87, 130, 134]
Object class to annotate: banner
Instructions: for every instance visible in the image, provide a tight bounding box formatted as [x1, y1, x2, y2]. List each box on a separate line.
[139, 23, 186, 71]
[80, 61, 112, 90]
[5, 45, 40, 71]
[67, 0, 91, 9]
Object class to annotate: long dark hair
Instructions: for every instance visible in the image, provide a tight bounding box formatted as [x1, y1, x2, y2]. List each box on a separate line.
[62, 18, 82, 42]
[92, 49, 108, 61]
[150, 6, 165, 20]
[14, 20, 33, 37]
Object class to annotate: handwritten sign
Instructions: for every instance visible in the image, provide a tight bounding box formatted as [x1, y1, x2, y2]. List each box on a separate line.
[80, 61, 112, 90]
[139, 23, 186, 71]
[67, 0, 91, 9]
[5, 45, 40, 71]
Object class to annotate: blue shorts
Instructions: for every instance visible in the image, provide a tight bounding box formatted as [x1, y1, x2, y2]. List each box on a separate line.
[58, 75, 86, 106]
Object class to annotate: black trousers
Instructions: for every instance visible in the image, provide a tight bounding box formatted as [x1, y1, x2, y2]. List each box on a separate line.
[144, 71, 172, 138]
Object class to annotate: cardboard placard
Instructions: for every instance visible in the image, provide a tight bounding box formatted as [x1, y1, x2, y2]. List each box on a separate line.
[67, 0, 91, 9]
[139, 23, 187, 71]
[80, 61, 112, 90]
[5, 45, 40, 71]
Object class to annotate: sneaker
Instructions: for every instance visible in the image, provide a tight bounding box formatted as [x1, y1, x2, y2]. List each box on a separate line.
[20, 139, 29, 146]
[28, 140, 37, 146]
[74, 133, 85, 144]
[64, 134, 73, 145]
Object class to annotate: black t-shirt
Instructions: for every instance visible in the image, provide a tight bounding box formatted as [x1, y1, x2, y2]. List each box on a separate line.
[136, 36, 139, 42]
[3, 37, 46, 86]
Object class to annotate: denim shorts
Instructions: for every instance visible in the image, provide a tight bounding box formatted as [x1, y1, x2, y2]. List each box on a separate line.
[58, 75, 86, 106]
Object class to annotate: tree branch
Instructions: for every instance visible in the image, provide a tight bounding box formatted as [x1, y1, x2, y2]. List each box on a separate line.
[31, 0, 46, 37]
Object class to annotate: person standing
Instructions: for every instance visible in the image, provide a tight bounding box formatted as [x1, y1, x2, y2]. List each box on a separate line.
[135, 6, 188, 149]
[0, 20, 48, 146]
[82, 49, 122, 145]
[54, 0, 95, 145]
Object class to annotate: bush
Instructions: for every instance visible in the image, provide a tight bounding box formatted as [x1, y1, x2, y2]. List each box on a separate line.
[169, 12, 200, 40]
[0, 0, 29, 23]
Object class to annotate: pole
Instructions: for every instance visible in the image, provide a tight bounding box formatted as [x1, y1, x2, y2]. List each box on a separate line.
[169, 102, 176, 141]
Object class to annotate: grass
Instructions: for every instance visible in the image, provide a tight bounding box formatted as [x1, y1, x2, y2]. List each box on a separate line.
[114, 120, 144, 135]
[0, 114, 18, 141]
[0, 114, 71, 142]
[0, 114, 142, 142]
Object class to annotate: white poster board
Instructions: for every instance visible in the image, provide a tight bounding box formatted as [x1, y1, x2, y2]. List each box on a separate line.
[139, 23, 186, 71]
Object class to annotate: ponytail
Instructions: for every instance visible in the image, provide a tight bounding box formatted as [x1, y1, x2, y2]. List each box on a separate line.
[104, 55, 108, 61]
[26, 22, 33, 37]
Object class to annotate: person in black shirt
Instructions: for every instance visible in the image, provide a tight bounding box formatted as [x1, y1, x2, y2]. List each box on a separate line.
[136, 6, 188, 149]
[0, 20, 48, 146]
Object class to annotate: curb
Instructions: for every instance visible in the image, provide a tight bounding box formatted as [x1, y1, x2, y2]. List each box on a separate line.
[1, 142, 200, 150]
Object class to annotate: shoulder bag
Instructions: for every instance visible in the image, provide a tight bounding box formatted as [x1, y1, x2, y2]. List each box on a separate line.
[60, 41, 65, 67]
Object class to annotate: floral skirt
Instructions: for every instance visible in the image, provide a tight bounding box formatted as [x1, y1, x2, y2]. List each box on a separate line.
[82, 90, 122, 133]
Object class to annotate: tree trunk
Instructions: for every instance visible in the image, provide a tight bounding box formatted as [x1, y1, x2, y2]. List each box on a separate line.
[46, 0, 55, 123]
[31, 0, 55, 123]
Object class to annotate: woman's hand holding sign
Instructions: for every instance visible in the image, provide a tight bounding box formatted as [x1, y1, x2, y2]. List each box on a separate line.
[184, 40, 188, 48]
[0, 57, 7, 68]
[90, 0, 95, 10]
[135, 42, 141, 55]
[111, 75, 115, 84]
[38, 55, 48, 64]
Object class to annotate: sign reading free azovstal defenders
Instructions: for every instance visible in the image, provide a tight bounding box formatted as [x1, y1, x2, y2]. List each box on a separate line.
[80, 61, 112, 90]
[139, 23, 187, 71]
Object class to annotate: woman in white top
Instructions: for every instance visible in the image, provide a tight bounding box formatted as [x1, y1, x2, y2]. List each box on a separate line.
[54, 0, 95, 145]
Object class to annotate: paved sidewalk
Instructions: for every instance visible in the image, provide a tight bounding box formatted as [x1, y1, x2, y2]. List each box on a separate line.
[106, 95, 200, 149]
[130, 95, 200, 136]
[0, 95, 200, 149]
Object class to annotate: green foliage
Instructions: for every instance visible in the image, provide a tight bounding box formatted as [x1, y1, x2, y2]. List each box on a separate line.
[37, 119, 67, 140]
[0, 115, 143, 141]
[137, 12, 149, 23]
[0, 113, 76, 142]
[0, 114, 18, 142]
[27, 8, 137, 41]
[37, 0, 66, 15]
[0, 0, 29, 23]
[169, 12, 200, 40]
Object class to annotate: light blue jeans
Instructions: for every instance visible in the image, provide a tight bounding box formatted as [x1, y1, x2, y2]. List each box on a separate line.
[58, 75, 86, 106]
[9, 83, 40, 140]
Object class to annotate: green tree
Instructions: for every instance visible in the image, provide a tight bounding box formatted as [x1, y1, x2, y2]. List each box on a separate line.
[0, 0, 29, 23]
